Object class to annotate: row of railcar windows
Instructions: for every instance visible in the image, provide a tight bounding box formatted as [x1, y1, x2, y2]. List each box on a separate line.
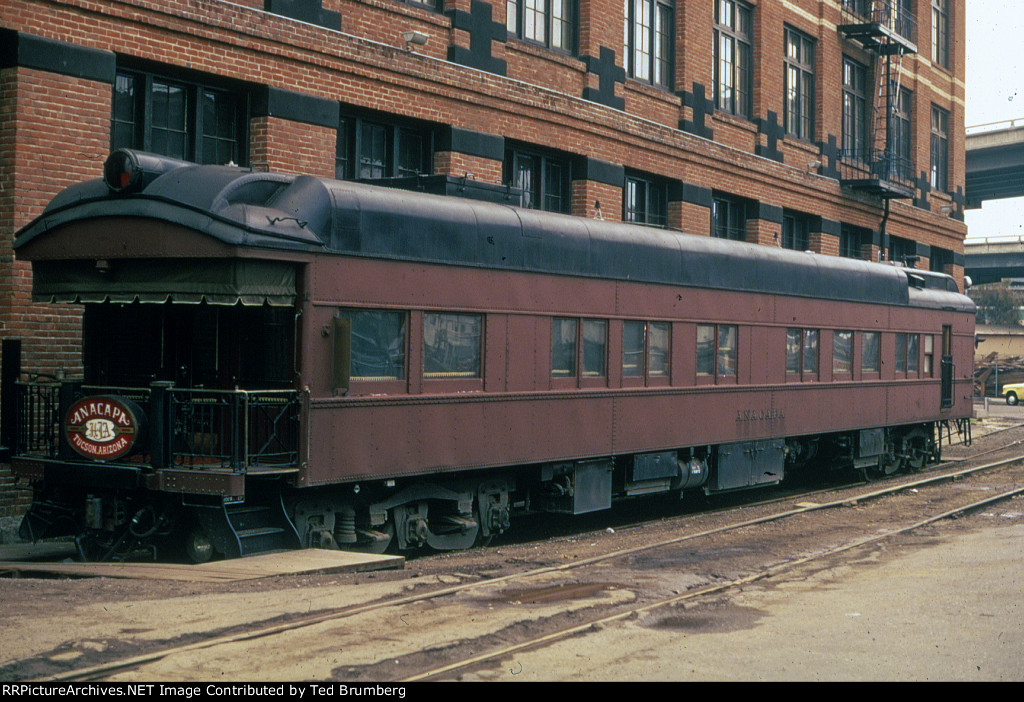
[340, 308, 935, 389]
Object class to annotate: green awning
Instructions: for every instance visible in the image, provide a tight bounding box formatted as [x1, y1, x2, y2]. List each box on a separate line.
[32, 259, 296, 306]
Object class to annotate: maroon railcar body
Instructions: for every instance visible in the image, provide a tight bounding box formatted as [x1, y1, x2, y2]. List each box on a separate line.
[6, 151, 974, 560]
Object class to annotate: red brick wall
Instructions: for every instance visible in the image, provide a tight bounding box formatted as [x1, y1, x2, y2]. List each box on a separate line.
[0, 0, 970, 515]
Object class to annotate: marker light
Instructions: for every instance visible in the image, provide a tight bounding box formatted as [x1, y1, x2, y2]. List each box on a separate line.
[102, 149, 191, 194]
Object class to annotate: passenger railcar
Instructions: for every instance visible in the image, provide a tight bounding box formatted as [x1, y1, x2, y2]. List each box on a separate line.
[4, 150, 974, 561]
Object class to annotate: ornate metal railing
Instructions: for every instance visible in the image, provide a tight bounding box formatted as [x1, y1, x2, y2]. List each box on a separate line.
[12, 381, 301, 471]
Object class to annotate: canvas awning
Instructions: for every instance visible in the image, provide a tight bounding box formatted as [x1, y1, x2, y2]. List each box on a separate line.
[31, 258, 297, 306]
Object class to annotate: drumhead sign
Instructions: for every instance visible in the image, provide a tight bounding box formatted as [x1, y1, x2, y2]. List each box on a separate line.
[64, 396, 142, 460]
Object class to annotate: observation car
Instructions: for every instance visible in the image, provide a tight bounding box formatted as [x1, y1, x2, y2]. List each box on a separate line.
[3, 150, 975, 561]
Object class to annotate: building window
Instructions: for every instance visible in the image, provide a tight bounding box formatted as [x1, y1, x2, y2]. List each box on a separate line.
[714, 0, 752, 118]
[712, 194, 748, 241]
[697, 324, 737, 379]
[624, 174, 668, 226]
[112, 69, 247, 165]
[840, 225, 870, 260]
[862, 331, 881, 373]
[782, 211, 810, 251]
[833, 330, 853, 375]
[784, 27, 815, 140]
[423, 313, 483, 379]
[892, 86, 913, 181]
[930, 104, 949, 191]
[931, 0, 949, 69]
[507, 0, 574, 52]
[842, 57, 869, 162]
[505, 146, 571, 213]
[930, 246, 954, 274]
[338, 309, 407, 381]
[624, 0, 674, 88]
[336, 114, 432, 180]
[786, 329, 819, 379]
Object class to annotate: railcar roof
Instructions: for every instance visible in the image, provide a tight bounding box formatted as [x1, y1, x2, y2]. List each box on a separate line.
[14, 158, 974, 312]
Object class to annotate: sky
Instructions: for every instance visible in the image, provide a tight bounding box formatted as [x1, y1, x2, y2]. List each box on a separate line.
[962, 0, 1024, 240]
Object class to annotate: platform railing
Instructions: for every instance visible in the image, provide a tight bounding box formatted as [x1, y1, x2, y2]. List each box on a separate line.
[12, 381, 301, 472]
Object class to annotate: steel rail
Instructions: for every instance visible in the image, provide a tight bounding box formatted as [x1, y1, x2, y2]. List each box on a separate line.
[32, 452, 1024, 683]
[402, 483, 1024, 682]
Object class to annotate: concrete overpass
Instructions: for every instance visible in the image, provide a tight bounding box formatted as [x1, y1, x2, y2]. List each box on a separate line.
[965, 119, 1024, 208]
[964, 237, 1024, 285]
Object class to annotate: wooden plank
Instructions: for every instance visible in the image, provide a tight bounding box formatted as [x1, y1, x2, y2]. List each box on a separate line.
[0, 548, 404, 582]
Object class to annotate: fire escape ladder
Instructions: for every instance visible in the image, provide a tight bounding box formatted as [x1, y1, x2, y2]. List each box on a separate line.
[838, 0, 917, 199]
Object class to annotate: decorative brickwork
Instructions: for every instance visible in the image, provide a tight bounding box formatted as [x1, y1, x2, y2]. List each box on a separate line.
[0, 0, 971, 515]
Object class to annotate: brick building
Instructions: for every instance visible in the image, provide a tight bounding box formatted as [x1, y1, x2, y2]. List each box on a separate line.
[0, 0, 966, 516]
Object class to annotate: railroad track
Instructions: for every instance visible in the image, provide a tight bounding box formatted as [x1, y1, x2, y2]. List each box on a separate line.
[23, 443, 1024, 682]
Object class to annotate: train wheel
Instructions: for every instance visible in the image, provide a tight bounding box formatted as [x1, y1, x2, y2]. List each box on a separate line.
[865, 452, 903, 480]
[909, 437, 933, 470]
[185, 527, 214, 563]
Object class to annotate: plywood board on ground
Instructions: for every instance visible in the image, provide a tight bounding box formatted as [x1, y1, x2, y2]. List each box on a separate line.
[0, 548, 404, 582]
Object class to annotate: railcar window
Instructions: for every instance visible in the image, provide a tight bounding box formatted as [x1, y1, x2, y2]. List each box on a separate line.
[424, 313, 483, 379]
[339, 308, 407, 381]
[697, 324, 737, 378]
[718, 325, 737, 376]
[924, 335, 934, 375]
[648, 322, 671, 377]
[786, 328, 818, 378]
[623, 321, 670, 380]
[554, 318, 608, 380]
[896, 333, 908, 373]
[582, 320, 608, 377]
[697, 325, 715, 375]
[623, 321, 646, 377]
[833, 330, 853, 375]
[552, 318, 578, 377]
[862, 332, 880, 373]
[908, 334, 920, 373]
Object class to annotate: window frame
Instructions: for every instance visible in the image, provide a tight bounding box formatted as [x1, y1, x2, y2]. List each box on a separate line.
[552, 317, 608, 388]
[786, 328, 819, 381]
[714, 0, 753, 119]
[712, 193, 748, 241]
[336, 112, 433, 181]
[931, 0, 950, 69]
[895, 332, 921, 377]
[861, 331, 881, 375]
[624, 173, 669, 227]
[504, 146, 572, 213]
[622, 320, 672, 386]
[783, 26, 815, 141]
[833, 330, 854, 378]
[782, 211, 811, 252]
[842, 57, 869, 163]
[930, 104, 950, 192]
[336, 308, 409, 395]
[112, 67, 248, 166]
[422, 312, 485, 390]
[839, 225, 870, 260]
[892, 85, 913, 181]
[623, 0, 674, 89]
[697, 323, 738, 384]
[507, 0, 576, 53]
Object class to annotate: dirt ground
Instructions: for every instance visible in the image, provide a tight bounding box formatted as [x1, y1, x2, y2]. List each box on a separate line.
[0, 411, 1021, 681]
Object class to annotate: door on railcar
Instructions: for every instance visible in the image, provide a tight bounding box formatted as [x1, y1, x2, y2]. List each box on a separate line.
[940, 324, 953, 409]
